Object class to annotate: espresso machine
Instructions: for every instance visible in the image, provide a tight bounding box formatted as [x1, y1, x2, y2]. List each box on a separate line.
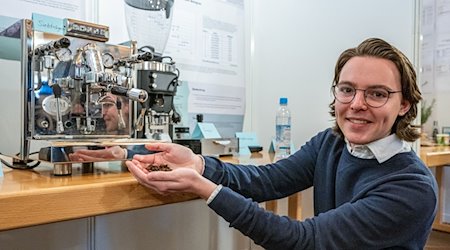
[0, 18, 180, 175]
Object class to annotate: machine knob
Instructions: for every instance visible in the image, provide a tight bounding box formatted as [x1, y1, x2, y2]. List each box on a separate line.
[127, 88, 148, 103]
[110, 86, 148, 103]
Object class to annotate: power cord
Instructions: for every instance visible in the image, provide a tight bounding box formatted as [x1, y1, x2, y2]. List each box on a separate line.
[0, 152, 41, 169]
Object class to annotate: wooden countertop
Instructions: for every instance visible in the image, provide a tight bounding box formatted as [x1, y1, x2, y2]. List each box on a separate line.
[420, 145, 450, 167]
[4, 147, 446, 232]
[0, 152, 273, 231]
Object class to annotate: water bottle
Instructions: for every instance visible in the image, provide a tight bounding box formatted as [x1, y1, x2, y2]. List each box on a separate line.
[432, 120, 439, 143]
[275, 97, 291, 159]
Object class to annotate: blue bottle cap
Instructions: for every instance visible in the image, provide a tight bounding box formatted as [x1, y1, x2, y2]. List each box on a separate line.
[279, 97, 288, 105]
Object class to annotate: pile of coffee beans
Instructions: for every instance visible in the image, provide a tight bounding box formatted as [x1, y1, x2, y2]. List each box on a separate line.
[145, 164, 172, 172]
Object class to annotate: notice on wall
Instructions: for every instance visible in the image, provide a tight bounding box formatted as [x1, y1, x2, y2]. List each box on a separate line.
[164, 0, 245, 137]
[421, 0, 450, 92]
[165, 0, 245, 137]
[434, 0, 450, 91]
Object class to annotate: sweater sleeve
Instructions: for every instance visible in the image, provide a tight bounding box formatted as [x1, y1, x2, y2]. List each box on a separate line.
[202, 129, 333, 202]
[208, 186, 316, 249]
[202, 148, 315, 202]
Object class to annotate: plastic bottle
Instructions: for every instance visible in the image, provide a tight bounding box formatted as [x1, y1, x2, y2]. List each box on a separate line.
[275, 97, 291, 159]
[432, 120, 439, 143]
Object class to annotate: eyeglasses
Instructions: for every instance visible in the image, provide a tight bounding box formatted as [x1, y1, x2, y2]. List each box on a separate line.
[332, 83, 402, 108]
[101, 101, 116, 109]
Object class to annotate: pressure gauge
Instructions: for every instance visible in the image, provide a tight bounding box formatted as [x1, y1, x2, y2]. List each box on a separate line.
[102, 52, 115, 68]
[55, 48, 72, 62]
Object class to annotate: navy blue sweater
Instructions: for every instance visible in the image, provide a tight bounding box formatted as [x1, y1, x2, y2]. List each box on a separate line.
[203, 128, 438, 249]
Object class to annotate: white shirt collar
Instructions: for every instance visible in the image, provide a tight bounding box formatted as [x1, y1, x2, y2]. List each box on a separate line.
[345, 134, 411, 163]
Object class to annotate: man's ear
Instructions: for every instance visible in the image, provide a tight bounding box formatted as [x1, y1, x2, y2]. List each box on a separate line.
[399, 99, 411, 116]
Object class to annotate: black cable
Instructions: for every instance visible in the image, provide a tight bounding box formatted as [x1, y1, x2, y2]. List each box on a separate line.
[0, 152, 41, 170]
[138, 46, 155, 53]
[0, 157, 41, 170]
[0, 157, 13, 168]
[166, 68, 180, 91]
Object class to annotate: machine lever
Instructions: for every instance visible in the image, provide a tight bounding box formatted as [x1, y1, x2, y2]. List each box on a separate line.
[52, 84, 65, 133]
[135, 108, 147, 132]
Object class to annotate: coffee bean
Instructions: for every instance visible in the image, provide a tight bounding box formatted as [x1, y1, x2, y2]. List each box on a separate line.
[146, 164, 172, 172]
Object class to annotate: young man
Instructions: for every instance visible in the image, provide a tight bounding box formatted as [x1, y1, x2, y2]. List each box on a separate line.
[126, 38, 437, 249]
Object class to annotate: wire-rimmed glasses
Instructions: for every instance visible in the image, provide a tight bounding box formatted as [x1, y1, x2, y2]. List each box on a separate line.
[332, 83, 402, 108]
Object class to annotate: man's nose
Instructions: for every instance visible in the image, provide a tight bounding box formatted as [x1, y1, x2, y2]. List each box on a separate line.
[350, 90, 367, 110]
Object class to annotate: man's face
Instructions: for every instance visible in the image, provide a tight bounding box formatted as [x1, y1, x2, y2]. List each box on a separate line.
[335, 56, 410, 145]
[102, 96, 119, 132]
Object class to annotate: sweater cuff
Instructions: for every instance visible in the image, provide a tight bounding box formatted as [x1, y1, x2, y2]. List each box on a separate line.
[197, 154, 205, 175]
[208, 186, 251, 223]
[123, 147, 128, 159]
[206, 184, 223, 204]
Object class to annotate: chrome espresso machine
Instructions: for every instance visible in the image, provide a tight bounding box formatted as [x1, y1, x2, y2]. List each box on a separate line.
[0, 18, 180, 175]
